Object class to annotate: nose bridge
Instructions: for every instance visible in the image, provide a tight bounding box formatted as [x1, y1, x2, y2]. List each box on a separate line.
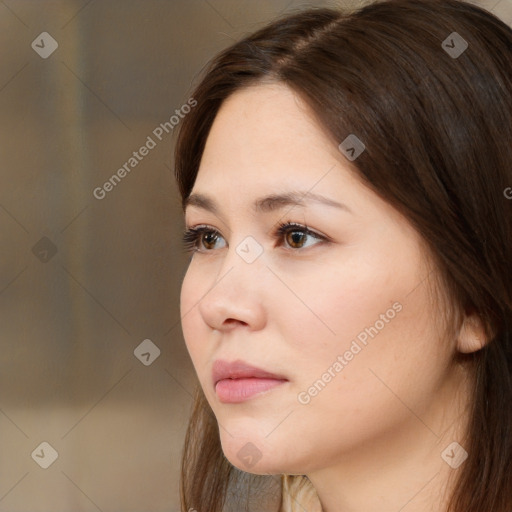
[214, 233, 267, 295]
[198, 234, 267, 329]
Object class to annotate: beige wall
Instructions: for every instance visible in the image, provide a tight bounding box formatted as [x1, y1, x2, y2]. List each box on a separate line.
[0, 0, 509, 510]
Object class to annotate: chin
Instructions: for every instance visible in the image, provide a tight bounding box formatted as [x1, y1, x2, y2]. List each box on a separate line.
[220, 435, 304, 476]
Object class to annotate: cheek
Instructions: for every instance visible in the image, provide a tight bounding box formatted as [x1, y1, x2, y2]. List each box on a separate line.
[291, 269, 448, 428]
[179, 267, 206, 363]
[286, 252, 441, 394]
[281, 257, 407, 358]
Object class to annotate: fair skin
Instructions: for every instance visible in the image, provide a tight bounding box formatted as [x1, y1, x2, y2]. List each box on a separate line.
[180, 82, 486, 512]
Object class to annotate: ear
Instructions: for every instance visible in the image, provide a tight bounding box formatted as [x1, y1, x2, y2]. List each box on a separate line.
[456, 309, 488, 354]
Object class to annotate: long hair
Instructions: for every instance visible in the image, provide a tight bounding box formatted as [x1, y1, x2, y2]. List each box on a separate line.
[174, 1, 512, 510]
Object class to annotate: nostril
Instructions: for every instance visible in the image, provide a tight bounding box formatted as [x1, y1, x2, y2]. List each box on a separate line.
[224, 318, 247, 327]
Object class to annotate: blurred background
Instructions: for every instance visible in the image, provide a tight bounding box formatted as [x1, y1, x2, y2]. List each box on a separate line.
[0, 0, 509, 510]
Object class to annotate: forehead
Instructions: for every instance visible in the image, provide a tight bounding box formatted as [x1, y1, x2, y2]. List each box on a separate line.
[194, 82, 348, 192]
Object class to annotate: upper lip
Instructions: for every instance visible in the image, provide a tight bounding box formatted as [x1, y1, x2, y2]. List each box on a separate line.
[212, 359, 288, 387]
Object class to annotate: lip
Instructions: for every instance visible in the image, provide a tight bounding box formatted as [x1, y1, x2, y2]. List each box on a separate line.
[212, 359, 288, 403]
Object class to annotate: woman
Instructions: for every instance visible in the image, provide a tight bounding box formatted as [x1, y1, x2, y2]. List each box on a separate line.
[174, 0, 512, 510]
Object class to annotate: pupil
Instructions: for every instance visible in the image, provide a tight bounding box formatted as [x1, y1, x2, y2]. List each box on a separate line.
[204, 232, 217, 248]
[289, 231, 304, 247]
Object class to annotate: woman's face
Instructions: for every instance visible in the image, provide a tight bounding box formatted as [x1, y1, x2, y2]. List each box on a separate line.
[180, 82, 461, 475]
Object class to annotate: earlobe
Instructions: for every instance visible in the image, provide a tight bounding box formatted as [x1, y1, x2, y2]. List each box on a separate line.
[456, 311, 488, 354]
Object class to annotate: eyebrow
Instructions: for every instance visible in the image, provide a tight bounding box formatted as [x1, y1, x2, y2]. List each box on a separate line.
[183, 190, 352, 215]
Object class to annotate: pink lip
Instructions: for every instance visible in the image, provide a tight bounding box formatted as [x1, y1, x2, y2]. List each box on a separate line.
[212, 359, 288, 403]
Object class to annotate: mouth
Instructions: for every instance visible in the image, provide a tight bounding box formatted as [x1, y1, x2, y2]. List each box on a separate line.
[212, 359, 288, 404]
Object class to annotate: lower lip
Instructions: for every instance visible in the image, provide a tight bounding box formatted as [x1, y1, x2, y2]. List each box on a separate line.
[215, 378, 287, 403]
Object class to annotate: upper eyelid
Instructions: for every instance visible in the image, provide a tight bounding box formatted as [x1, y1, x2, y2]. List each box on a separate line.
[184, 222, 324, 238]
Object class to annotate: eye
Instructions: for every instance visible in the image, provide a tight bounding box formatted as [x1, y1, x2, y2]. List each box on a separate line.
[181, 221, 326, 254]
[275, 221, 325, 250]
[182, 225, 226, 253]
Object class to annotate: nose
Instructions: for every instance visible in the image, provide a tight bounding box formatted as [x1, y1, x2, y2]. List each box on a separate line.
[196, 240, 267, 333]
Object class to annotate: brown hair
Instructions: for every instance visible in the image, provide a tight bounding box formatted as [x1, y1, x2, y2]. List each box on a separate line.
[173, 1, 512, 510]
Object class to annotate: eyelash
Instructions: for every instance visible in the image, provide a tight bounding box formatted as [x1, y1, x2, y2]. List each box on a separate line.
[181, 221, 326, 254]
